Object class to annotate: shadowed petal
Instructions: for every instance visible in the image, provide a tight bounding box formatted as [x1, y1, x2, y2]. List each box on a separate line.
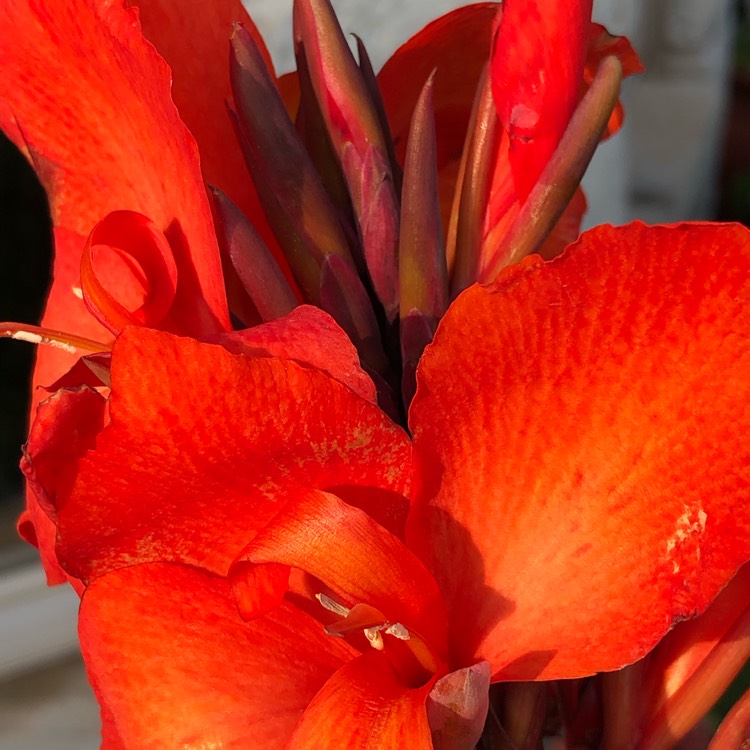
[235, 489, 446, 653]
[80, 563, 355, 749]
[56, 327, 411, 582]
[709, 685, 750, 750]
[133, 0, 279, 238]
[409, 222, 750, 680]
[19, 387, 106, 587]
[287, 651, 435, 749]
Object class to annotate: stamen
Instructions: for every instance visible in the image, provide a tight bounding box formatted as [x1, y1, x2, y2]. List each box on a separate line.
[315, 592, 351, 617]
[315, 592, 411, 649]
[385, 622, 410, 640]
[0, 322, 111, 354]
[364, 628, 385, 650]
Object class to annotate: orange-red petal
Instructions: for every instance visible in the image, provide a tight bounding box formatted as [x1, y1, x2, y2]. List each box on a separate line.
[409, 222, 750, 680]
[80, 562, 355, 749]
[379, 3, 497, 172]
[235, 489, 447, 654]
[56, 327, 411, 582]
[287, 651, 435, 749]
[133, 0, 295, 316]
[491, 0, 592, 201]
[133, 0, 277, 225]
[211, 305, 377, 403]
[80, 211, 178, 334]
[19, 386, 106, 587]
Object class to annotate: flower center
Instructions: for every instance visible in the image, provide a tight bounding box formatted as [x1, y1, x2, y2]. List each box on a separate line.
[316, 593, 411, 650]
[315, 592, 438, 687]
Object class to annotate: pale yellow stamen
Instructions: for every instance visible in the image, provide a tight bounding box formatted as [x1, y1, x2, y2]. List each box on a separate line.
[365, 629, 385, 650]
[315, 592, 411, 649]
[316, 592, 350, 617]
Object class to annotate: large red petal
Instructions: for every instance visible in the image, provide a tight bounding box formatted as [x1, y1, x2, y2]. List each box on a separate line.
[287, 651, 434, 749]
[80, 562, 355, 749]
[0, 0, 230, 386]
[56, 327, 411, 582]
[409, 222, 750, 680]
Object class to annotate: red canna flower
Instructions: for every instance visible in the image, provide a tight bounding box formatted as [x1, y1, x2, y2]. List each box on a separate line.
[42, 221, 750, 748]
[2, 0, 750, 748]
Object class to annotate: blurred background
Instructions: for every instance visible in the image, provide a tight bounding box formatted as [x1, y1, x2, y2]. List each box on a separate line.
[1, 0, 749, 746]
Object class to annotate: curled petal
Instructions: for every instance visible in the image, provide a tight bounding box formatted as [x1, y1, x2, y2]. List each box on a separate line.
[1, 0, 230, 419]
[81, 211, 178, 334]
[0, 0, 229, 346]
[410, 222, 750, 680]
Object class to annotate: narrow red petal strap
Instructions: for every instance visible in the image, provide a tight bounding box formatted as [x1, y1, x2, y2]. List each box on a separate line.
[709, 686, 750, 750]
[81, 210, 178, 334]
[491, 0, 593, 200]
